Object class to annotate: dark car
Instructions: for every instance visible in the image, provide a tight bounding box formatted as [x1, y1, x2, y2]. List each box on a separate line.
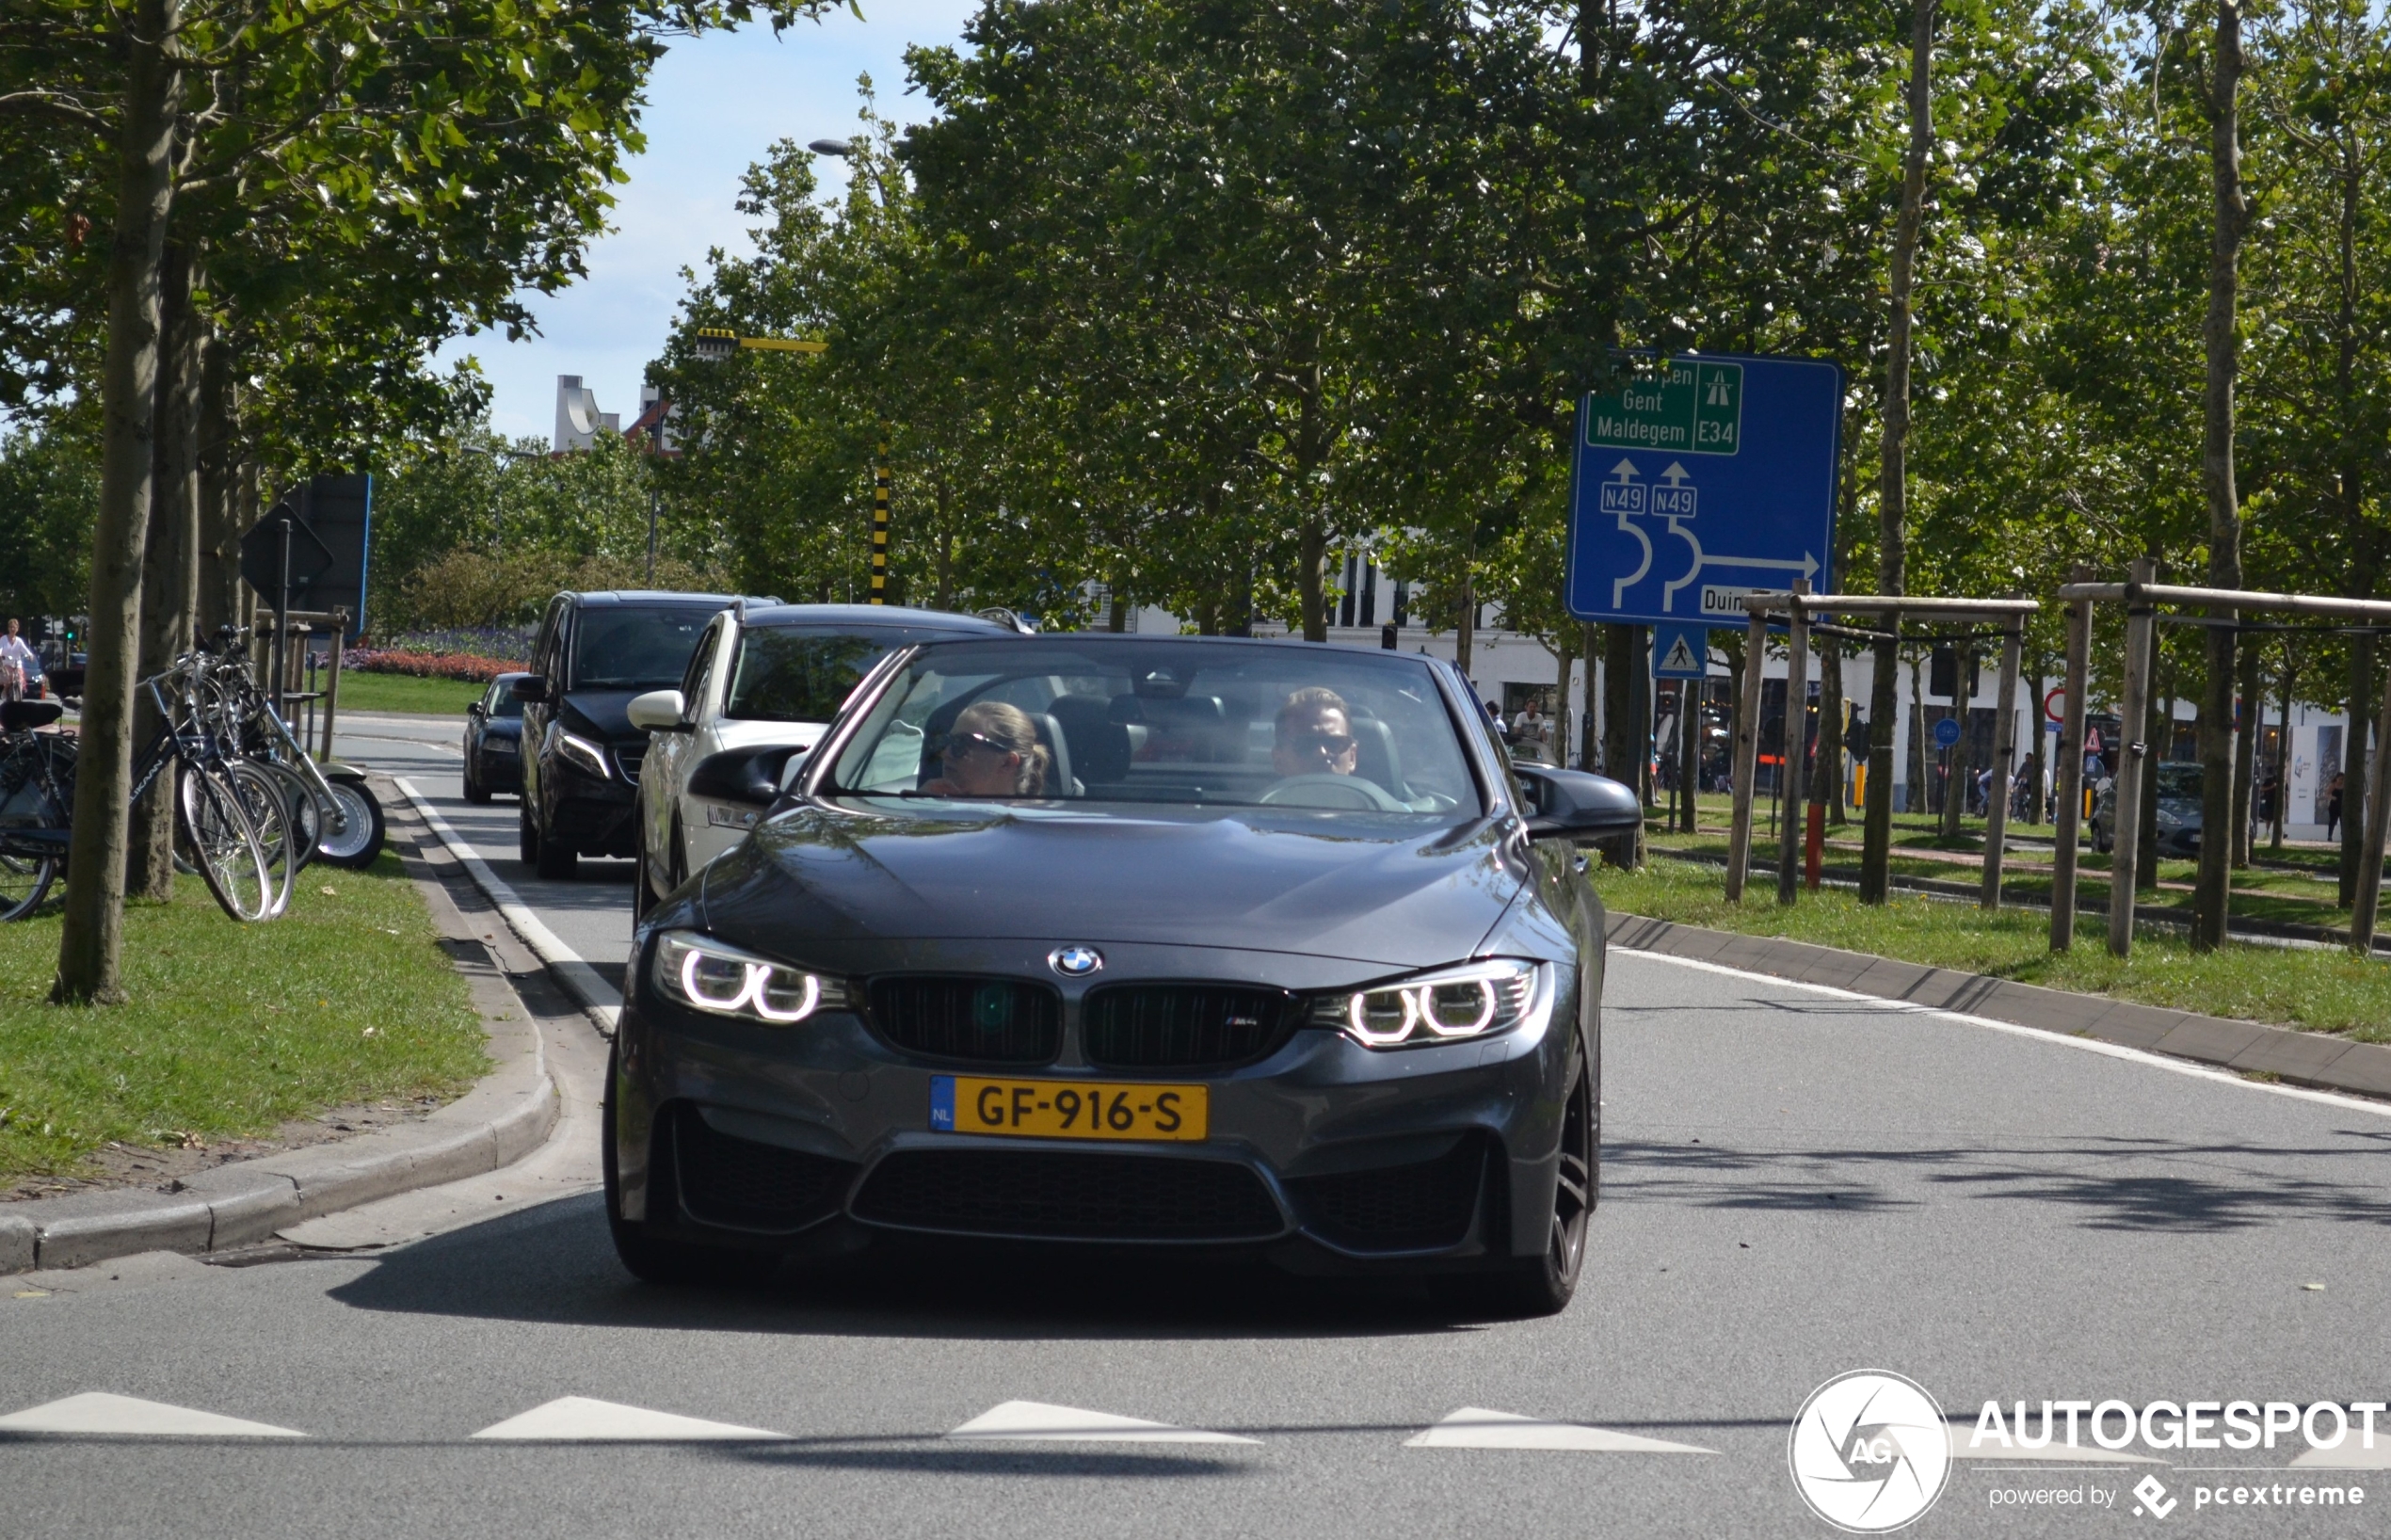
[2090, 762, 2203, 857]
[607, 634, 1639, 1316]
[516, 591, 766, 878]
[462, 672, 529, 802]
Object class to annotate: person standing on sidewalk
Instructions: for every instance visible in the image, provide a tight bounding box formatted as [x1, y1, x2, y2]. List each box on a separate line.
[0, 619, 40, 701]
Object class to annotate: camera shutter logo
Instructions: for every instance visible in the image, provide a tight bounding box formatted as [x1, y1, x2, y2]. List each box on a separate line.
[1788, 1370, 1951, 1532]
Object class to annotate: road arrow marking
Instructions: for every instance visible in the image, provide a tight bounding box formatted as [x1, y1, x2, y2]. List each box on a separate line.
[0, 1392, 306, 1437]
[471, 1396, 786, 1441]
[948, 1400, 1258, 1444]
[1406, 1407, 1714, 1452]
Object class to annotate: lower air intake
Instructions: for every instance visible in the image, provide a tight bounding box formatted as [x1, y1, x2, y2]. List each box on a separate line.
[852, 1148, 1284, 1241]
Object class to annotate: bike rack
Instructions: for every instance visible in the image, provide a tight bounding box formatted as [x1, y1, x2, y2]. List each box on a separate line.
[1725, 585, 2041, 909]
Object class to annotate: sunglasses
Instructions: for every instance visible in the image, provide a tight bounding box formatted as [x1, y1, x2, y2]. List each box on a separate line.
[1292, 730, 1356, 757]
[943, 730, 1012, 759]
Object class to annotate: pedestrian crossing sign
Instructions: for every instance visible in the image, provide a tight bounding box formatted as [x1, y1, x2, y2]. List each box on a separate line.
[1653, 623, 1709, 680]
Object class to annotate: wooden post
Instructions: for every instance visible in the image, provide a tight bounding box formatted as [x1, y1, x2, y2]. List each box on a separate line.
[318, 609, 346, 762]
[1725, 604, 1769, 904]
[2050, 573, 2092, 950]
[2109, 557, 2158, 958]
[2350, 660, 2391, 954]
[1980, 618, 2023, 909]
[1775, 583, 1813, 906]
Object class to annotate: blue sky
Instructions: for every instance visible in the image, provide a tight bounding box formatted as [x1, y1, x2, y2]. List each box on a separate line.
[437, 0, 978, 444]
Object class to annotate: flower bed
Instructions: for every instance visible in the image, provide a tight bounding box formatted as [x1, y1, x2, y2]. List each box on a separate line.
[343, 649, 519, 683]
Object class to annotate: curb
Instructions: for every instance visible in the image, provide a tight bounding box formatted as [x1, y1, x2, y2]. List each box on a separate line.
[0, 781, 559, 1276]
[1604, 910, 2391, 1100]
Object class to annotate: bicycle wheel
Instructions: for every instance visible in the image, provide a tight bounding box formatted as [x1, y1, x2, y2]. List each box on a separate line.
[224, 760, 297, 919]
[315, 778, 386, 869]
[0, 736, 71, 921]
[258, 759, 325, 875]
[177, 764, 275, 922]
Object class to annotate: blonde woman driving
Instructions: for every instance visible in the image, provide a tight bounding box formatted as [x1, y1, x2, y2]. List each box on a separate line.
[922, 701, 1051, 797]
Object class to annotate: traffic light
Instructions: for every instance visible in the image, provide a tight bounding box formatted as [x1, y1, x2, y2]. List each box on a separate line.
[693, 327, 738, 362]
[1930, 645, 1956, 699]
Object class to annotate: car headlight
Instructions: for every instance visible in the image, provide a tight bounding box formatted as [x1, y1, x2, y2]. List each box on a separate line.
[554, 730, 611, 778]
[650, 930, 848, 1024]
[1311, 958, 1547, 1049]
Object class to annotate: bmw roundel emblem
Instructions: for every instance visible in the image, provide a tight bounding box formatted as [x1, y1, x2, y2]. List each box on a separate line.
[1049, 945, 1103, 977]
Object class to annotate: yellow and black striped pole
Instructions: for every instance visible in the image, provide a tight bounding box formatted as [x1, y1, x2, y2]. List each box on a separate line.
[871, 440, 891, 604]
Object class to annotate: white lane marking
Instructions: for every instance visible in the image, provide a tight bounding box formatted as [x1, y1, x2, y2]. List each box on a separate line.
[471, 1395, 784, 1442]
[2291, 1441, 2391, 1468]
[948, 1400, 1259, 1444]
[1611, 949, 2391, 1121]
[0, 1392, 306, 1437]
[393, 778, 621, 1031]
[1947, 1425, 2160, 1463]
[1405, 1407, 1713, 1452]
[338, 730, 463, 756]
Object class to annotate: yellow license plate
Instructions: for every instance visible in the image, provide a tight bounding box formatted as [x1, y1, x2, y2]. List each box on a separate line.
[930, 1076, 1208, 1141]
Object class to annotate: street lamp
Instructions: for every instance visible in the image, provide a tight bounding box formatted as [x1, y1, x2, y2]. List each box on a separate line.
[687, 325, 891, 605]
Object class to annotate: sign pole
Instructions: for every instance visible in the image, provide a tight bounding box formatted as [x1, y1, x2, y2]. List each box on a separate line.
[871, 435, 891, 604]
[2108, 557, 2158, 958]
[2049, 569, 2092, 950]
[1980, 618, 2023, 909]
[1725, 603, 1769, 903]
[1775, 582, 1812, 906]
[273, 512, 292, 713]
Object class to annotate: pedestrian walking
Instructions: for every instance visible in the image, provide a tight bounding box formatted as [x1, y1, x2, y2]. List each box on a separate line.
[2327, 772, 2345, 841]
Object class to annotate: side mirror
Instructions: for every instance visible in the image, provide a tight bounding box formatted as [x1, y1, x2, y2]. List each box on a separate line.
[1515, 766, 1642, 841]
[778, 746, 811, 794]
[511, 675, 549, 705]
[689, 744, 807, 807]
[626, 688, 687, 732]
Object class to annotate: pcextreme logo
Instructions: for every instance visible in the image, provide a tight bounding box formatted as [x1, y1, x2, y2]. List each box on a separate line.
[1789, 1370, 1952, 1532]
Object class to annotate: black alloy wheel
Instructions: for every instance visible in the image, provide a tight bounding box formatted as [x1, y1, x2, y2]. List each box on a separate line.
[601, 1046, 773, 1288]
[462, 747, 490, 805]
[530, 792, 576, 878]
[1438, 1033, 1597, 1320]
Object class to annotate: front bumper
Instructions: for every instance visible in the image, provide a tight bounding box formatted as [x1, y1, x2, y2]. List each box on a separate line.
[612, 940, 1581, 1271]
[541, 752, 637, 855]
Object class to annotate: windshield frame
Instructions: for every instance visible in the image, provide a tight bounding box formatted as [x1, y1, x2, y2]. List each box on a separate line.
[793, 636, 1503, 819]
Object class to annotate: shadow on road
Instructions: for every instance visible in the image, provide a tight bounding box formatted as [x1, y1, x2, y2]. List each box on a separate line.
[1607, 1131, 2391, 1232]
[326, 1194, 1482, 1342]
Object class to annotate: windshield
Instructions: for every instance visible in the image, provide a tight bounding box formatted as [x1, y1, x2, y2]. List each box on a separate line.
[2153, 763, 2203, 800]
[482, 679, 523, 718]
[825, 639, 1482, 816]
[570, 607, 715, 691]
[727, 626, 971, 723]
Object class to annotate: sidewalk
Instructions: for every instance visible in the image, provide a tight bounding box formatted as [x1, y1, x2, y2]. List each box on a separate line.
[0, 781, 570, 1275]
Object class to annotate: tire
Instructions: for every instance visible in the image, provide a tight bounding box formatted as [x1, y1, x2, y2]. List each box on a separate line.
[463, 753, 491, 805]
[259, 760, 324, 875]
[519, 799, 539, 865]
[1436, 1033, 1597, 1320]
[0, 853, 55, 922]
[0, 736, 72, 921]
[315, 778, 386, 869]
[602, 1049, 773, 1287]
[223, 761, 297, 919]
[535, 822, 578, 879]
[177, 765, 275, 922]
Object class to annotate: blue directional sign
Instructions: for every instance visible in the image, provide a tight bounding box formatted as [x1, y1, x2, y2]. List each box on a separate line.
[1651, 623, 1709, 680]
[1933, 715, 1964, 750]
[1564, 352, 1842, 627]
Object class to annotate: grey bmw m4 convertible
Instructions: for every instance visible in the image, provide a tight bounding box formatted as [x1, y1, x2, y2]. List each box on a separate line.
[607, 634, 1639, 1315]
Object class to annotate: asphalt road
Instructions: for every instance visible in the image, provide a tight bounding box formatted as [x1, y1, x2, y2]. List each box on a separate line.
[4, 710, 2386, 1538]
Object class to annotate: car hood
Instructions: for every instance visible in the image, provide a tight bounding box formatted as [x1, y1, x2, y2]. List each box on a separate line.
[561, 690, 646, 745]
[698, 800, 1526, 969]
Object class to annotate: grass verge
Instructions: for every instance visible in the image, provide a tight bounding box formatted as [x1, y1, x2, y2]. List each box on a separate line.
[0, 851, 489, 1184]
[331, 671, 487, 715]
[1592, 854, 2391, 1042]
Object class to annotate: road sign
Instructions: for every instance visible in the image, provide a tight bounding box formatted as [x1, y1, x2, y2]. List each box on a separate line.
[240, 473, 372, 636]
[1564, 352, 1842, 626]
[1933, 715, 1963, 750]
[2044, 686, 2067, 721]
[1652, 624, 1709, 679]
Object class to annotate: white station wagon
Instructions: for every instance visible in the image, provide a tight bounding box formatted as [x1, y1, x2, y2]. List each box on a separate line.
[626, 603, 1019, 922]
